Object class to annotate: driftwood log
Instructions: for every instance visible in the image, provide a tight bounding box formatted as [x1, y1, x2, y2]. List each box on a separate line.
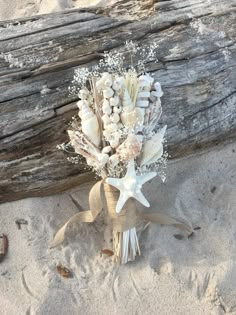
[0, 0, 235, 203]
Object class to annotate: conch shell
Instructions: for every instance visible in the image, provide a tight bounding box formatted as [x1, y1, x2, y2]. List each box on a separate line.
[140, 125, 166, 166]
[116, 134, 142, 162]
[80, 105, 101, 147]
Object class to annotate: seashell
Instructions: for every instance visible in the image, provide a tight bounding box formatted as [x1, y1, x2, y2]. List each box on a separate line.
[81, 111, 101, 147]
[112, 77, 124, 91]
[102, 146, 112, 154]
[110, 95, 119, 107]
[103, 87, 114, 99]
[111, 113, 120, 124]
[120, 109, 137, 129]
[109, 154, 119, 166]
[140, 125, 167, 166]
[154, 82, 163, 97]
[117, 123, 123, 129]
[0, 234, 8, 262]
[79, 105, 94, 120]
[103, 99, 110, 107]
[110, 138, 120, 148]
[103, 129, 110, 138]
[116, 134, 142, 162]
[77, 100, 84, 109]
[135, 107, 145, 128]
[139, 74, 154, 90]
[137, 91, 151, 98]
[102, 114, 111, 125]
[78, 88, 89, 100]
[104, 79, 113, 88]
[96, 73, 113, 90]
[113, 106, 121, 114]
[97, 153, 109, 166]
[102, 105, 112, 115]
[136, 100, 149, 108]
[107, 123, 118, 132]
[102, 73, 113, 82]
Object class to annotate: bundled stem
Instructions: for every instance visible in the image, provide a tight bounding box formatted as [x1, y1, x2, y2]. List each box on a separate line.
[103, 183, 140, 264]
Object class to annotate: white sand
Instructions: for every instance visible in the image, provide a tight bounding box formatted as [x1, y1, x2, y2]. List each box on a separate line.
[1, 141, 235, 314]
[0, 0, 106, 21]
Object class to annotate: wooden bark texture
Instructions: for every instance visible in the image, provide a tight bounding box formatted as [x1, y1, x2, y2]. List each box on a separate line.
[0, 0, 235, 203]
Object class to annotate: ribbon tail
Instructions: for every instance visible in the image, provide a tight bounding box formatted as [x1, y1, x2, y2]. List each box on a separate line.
[137, 211, 193, 234]
[50, 180, 103, 248]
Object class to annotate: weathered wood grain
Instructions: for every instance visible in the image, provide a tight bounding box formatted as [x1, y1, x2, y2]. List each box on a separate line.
[0, 0, 235, 203]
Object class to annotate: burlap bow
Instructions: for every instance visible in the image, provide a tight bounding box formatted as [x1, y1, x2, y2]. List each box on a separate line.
[50, 180, 193, 248]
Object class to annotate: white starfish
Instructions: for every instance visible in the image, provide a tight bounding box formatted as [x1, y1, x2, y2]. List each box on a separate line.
[106, 159, 156, 213]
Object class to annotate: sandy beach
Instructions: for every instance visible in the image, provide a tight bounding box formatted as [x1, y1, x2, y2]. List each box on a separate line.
[0, 0, 103, 21]
[1, 141, 236, 314]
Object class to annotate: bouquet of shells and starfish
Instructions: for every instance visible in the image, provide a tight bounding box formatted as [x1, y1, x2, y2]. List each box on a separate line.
[52, 43, 193, 264]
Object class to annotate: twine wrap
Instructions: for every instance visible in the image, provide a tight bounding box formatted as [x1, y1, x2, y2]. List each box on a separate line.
[50, 180, 193, 264]
[103, 183, 137, 233]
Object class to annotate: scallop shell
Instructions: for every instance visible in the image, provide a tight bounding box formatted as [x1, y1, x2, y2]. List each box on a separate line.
[140, 125, 167, 166]
[116, 134, 142, 162]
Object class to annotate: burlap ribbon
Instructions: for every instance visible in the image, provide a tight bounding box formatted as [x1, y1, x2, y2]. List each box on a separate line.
[50, 180, 193, 248]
